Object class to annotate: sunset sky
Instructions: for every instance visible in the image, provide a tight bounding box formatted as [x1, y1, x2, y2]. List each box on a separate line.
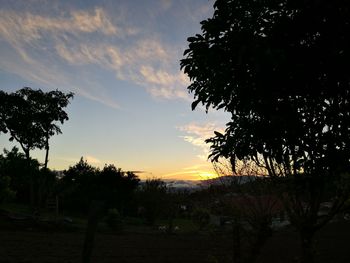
[0, 0, 229, 180]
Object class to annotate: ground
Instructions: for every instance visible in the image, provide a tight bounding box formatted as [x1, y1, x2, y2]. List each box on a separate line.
[0, 214, 349, 263]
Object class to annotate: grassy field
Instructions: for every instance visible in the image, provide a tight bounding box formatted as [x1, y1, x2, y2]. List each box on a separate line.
[0, 206, 350, 263]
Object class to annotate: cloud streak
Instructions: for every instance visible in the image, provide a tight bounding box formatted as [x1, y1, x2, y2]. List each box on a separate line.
[0, 4, 192, 108]
[177, 122, 225, 160]
[0, 8, 118, 41]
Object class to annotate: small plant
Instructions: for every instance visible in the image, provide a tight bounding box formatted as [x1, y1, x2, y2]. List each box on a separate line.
[192, 207, 210, 230]
[0, 175, 15, 203]
[105, 208, 123, 232]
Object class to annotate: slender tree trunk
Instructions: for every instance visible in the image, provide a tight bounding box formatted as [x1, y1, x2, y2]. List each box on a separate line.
[39, 134, 49, 210]
[44, 135, 49, 169]
[248, 227, 271, 263]
[82, 201, 104, 263]
[24, 150, 35, 208]
[300, 230, 315, 263]
[232, 220, 241, 263]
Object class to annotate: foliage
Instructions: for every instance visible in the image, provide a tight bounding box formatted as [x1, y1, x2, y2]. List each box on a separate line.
[60, 158, 140, 214]
[181, 1, 350, 262]
[0, 175, 15, 203]
[0, 88, 73, 164]
[0, 90, 7, 134]
[192, 207, 210, 230]
[0, 88, 73, 207]
[137, 178, 168, 225]
[181, 0, 350, 176]
[0, 147, 40, 203]
[105, 208, 123, 231]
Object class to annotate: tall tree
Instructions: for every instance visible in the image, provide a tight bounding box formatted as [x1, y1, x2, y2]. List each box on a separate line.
[36, 89, 74, 169]
[1, 88, 43, 160]
[60, 158, 140, 213]
[1, 87, 73, 205]
[0, 90, 7, 134]
[181, 0, 350, 262]
[1, 88, 73, 167]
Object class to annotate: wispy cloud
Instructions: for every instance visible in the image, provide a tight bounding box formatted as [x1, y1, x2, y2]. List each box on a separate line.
[54, 38, 189, 101]
[0, 8, 118, 41]
[0, 4, 192, 107]
[162, 164, 217, 180]
[160, 0, 173, 11]
[85, 155, 102, 164]
[0, 7, 124, 108]
[177, 122, 225, 160]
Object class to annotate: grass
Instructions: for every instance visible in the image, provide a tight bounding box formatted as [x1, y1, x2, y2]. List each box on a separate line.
[0, 202, 33, 214]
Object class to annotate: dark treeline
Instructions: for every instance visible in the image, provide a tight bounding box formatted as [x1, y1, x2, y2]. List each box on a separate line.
[60, 157, 139, 214]
[0, 145, 192, 227]
[0, 88, 190, 226]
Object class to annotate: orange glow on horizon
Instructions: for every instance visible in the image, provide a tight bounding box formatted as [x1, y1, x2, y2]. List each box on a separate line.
[159, 169, 218, 181]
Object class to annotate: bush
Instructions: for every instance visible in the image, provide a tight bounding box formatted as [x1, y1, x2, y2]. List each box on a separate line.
[192, 208, 210, 230]
[105, 208, 123, 232]
[0, 175, 15, 203]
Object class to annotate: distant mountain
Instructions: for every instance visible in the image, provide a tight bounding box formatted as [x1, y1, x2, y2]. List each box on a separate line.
[199, 175, 258, 187]
[163, 179, 201, 189]
[138, 179, 201, 190]
[139, 176, 259, 191]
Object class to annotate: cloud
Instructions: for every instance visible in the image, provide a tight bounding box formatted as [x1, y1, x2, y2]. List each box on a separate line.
[85, 155, 101, 164]
[0, 2, 197, 107]
[142, 67, 190, 100]
[178, 122, 223, 140]
[177, 122, 225, 160]
[0, 8, 118, 41]
[0, 7, 125, 108]
[162, 165, 217, 180]
[54, 38, 189, 101]
[160, 0, 173, 11]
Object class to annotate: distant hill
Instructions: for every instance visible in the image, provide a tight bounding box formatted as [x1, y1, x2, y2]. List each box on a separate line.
[139, 176, 259, 191]
[163, 180, 201, 190]
[199, 175, 258, 187]
[165, 175, 258, 189]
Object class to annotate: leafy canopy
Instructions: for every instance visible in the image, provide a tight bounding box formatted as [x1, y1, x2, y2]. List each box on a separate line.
[0, 87, 73, 158]
[181, 0, 350, 176]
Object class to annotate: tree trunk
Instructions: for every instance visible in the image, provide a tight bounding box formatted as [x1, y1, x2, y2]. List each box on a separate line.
[44, 135, 49, 169]
[248, 228, 270, 263]
[300, 230, 315, 263]
[232, 220, 241, 263]
[82, 201, 104, 263]
[24, 150, 35, 208]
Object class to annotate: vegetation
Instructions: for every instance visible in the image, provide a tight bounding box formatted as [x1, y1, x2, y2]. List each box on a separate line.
[1, 1, 350, 260]
[181, 0, 350, 262]
[0, 88, 73, 206]
[60, 158, 139, 214]
[0, 88, 73, 165]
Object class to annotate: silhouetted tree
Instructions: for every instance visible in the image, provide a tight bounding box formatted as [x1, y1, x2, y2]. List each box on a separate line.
[0, 147, 40, 203]
[59, 158, 99, 212]
[211, 159, 279, 263]
[137, 178, 168, 225]
[60, 158, 139, 214]
[97, 164, 139, 214]
[181, 1, 350, 262]
[1, 88, 44, 161]
[0, 87, 73, 206]
[35, 89, 74, 169]
[0, 90, 7, 134]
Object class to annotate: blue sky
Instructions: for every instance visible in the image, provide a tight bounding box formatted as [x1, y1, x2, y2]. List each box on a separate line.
[0, 0, 228, 180]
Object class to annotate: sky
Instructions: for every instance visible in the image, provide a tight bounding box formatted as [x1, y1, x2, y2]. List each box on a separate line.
[0, 0, 229, 180]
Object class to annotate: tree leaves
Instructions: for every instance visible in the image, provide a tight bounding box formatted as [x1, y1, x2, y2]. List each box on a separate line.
[0, 88, 74, 162]
[182, 0, 350, 176]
